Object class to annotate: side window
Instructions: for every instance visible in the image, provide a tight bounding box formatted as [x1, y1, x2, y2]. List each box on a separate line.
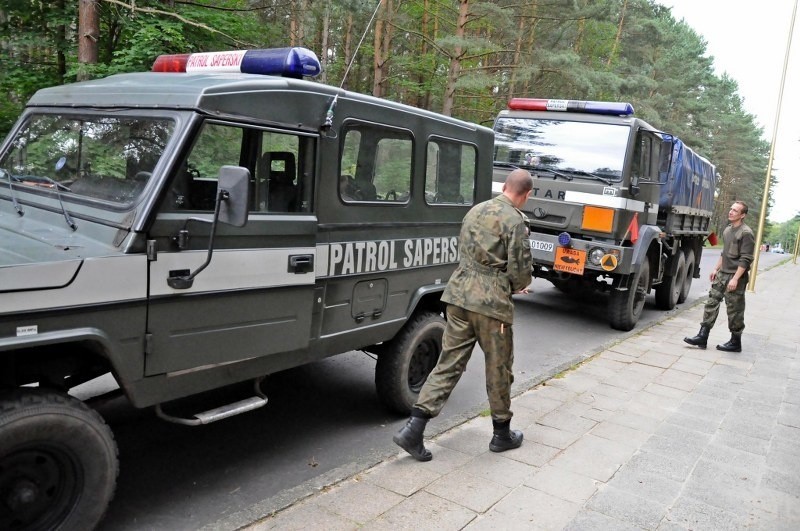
[167, 121, 313, 213]
[633, 133, 655, 182]
[425, 138, 476, 205]
[339, 124, 412, 203]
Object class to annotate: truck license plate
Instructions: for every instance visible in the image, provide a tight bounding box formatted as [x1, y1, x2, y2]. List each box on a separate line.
[554, 247, 586, 275]
[530, 240, 554, 253]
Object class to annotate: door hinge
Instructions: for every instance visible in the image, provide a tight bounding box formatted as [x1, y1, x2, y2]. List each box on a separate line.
[146, 240, 158, 261]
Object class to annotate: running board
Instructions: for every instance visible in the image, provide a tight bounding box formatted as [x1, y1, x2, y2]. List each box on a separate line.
[155, 379, 268, 426]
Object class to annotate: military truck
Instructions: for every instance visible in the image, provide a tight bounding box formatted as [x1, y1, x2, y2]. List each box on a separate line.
[0, 47, 493, 530]
[492, 98, 716, 331]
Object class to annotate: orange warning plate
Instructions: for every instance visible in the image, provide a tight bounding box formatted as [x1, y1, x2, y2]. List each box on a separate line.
[554, 247, 586, 275]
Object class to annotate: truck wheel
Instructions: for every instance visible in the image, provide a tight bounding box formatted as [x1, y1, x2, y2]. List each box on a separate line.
[655, 252, 685, 310]
[678, 249, 695, 303]
[375, 311, 445, 415]
[609, 259, 650, 331]
[0, 389, 118, 531]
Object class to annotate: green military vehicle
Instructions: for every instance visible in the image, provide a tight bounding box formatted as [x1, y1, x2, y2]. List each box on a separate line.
[493, 98, 716, 331]
[0, 47, 493, 530]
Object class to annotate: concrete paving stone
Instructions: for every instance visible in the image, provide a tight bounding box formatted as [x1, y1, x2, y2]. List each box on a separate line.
[691, 381, 739, 400]
[761, 466, 800, 498]
[625, 363, 668, 379]
[719, 413, 775, 442]
[680, 347, 723, 364]
[636, 351, 680, 369]
[749, 362, 794, 382]
[548, 371, 602, 394]
[524, 422, 583, 449]
[663, 410, 720, 435]
[481, 485, 581, 531]
[585, 382, 634, 401]
[745, 508, 800, 531]
[311, 479, 404, 525]
[669, 357, 714, 377]
[603, 371, 659, 393]
[589, 420, 652, 449]
[524, 464, 599, 504]
[663, 495, 744, 531]
[600, 350, 640, 364]
[434, 425, 493, 457]
[773, 422, 800, 443]
[607, 460, 683, 505]
[361, 490, 476, 531]
[674, 399, 728, 424]
[732, 395, 781, 420]
[512, 394, 564, 419]
[423, 469, 511, 513]
[679, 391, 733, 412]
[576, 388, 628, 412]
[585, 484, 668, 530]
[557, 399, 595, 418]
[770, 431, 800, 458]
[642, 382, 690, 400]
[606, 410, 662, 434]
[701, 442, 766, 472]
[622, 450, 695, 483]
[509, 401, 549, 428]
[739, 379, 788, 401]
[575, 362, 622, 380]
[362, 457, 442, 497]
[420, 443, 475, 476]
[631, 389, 684, 412]
[712, 358, 753, 373]
[640, 431, 708, 468]
[459, 451, 536, 488]
[713, 428, 770, 456]
[750, 485, 800, 522]
[462, 512, 532, 531]
[778, 402, 800, 429]
[766, 446, 800, 478]
[608, 342, 648, 358]
[589, 357, 630, 373]
[622, 399, 673, 422]
[537, 408, 598, 435]
[529, 382, 579, 403]
[548, 433, 636, 482]
[249, 500, 358, 531]
[581, 406, 616, 422]
[501, 438, 561, 467]
[653, 369, 702, 392]
[562, 508, 644, 531]
[683, 458, 761, 516]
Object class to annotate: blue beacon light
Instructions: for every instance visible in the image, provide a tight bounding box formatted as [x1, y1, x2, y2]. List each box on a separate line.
[558, 232, 572, 246]
[152, 47, 322, 79]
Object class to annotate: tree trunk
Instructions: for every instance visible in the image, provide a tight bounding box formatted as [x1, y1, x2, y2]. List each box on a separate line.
[372, 0, 386, 98]
[77, 0, 99, 80]
[442, 0, 469, 116]
[607, 0, 628, 67]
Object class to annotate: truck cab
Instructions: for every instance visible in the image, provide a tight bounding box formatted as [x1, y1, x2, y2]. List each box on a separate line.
[493, 98, 715, 330]
[0, 47, 493, 530]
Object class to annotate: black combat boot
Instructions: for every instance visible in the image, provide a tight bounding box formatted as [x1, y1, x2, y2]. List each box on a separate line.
[489, 419, 523, 453]
[683, 325, 710, 349]
[393, 409, 432, 461]
[717, 333, 742, 352]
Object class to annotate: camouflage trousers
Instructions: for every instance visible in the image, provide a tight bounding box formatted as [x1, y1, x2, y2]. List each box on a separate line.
[415, 305, 514, 422]
[701, 271, 747, 334]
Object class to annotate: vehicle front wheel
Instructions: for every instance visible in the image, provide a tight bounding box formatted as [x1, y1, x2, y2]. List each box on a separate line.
[609, 259, 650, 331]
[655, 251, 685, 310]
[0, 389, 118, 531]
[375, 311, 445, 415]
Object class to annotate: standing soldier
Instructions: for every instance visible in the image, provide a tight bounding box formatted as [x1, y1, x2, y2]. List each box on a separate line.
[393, 169, 534, 461]
[684, 200, 755, 352]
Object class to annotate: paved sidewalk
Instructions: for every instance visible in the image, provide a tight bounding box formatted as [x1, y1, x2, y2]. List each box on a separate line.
[246, 262, 800, 531]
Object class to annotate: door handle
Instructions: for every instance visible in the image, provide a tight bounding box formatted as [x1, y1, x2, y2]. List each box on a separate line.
[288, 254, 314, 274]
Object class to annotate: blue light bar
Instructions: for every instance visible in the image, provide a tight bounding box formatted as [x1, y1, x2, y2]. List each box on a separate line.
[154, 47, 322, 79]
[508, 98, 634, 116]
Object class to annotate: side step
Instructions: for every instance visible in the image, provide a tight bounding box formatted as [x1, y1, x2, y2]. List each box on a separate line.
[155, 379, 268, 426]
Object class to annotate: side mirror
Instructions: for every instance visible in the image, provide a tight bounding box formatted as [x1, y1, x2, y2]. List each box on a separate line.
[217, 165, 251, 227]
[168, 166, 251, 289]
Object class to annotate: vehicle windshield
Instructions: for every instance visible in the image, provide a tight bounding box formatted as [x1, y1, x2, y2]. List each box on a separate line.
[1, 113, 174, 205]
[493, 117, 630, 182]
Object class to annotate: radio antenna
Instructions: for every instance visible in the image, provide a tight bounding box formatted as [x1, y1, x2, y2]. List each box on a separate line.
[340, 0, 383, 89]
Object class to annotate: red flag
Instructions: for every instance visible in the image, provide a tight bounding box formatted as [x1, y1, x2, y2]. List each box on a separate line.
[627, 212, 639, 243]
[707, 232, 718, 246]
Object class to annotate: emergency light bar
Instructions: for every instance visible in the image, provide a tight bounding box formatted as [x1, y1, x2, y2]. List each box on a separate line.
[508, 98, 634, 116]
[152, 47, 322, 79]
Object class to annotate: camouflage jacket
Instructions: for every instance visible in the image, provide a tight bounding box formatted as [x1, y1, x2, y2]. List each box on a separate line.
[442, 194, 532, 323]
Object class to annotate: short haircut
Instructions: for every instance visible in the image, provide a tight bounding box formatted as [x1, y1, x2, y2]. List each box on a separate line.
[505, 169, 533, 194]
[733, 200, 748, 214]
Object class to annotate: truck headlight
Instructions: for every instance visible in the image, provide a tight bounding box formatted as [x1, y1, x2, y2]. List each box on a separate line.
[589, 247, 606, 265]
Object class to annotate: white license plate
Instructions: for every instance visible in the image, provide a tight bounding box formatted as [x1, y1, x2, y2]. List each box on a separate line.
[530, 240, 554, 253]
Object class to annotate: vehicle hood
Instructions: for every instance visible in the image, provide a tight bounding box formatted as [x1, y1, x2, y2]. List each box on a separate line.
[0, 215, 120, 290]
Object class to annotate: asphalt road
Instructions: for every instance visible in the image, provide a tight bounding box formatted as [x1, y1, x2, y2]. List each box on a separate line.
[84, 249, 785, 530]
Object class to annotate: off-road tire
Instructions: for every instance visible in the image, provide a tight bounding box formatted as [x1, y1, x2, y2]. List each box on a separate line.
[609, 259, 650, 331]
[0, 388, 118, 531]
[375, 311, 445, 415]
[678, 249, 695, 304]
[655, 251, 685, 310]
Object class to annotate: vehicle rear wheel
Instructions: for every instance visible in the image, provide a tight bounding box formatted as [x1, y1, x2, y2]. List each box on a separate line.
[0, 388, 118, 531]
[609, 259, 650, 331]
[655, 251, 685, 310]
[375, 311, 445, 415]
[678, 249, 695, 304]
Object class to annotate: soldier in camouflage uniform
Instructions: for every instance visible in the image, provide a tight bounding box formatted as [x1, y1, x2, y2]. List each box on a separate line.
[393, 169, 534, 461]
[684, 201, 755, 352]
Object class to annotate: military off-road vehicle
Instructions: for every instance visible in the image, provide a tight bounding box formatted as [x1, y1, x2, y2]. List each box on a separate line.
[493, 98, 716, 330]
[0, 47, 493, 530]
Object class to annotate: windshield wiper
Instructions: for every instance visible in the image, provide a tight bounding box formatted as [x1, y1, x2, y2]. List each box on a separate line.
[1, 168, 24, 216]
[39, 175, 77, 231]
[528, 165, 573, 182]
[493, 161, 520, 170]
[568, 170, 613, 185]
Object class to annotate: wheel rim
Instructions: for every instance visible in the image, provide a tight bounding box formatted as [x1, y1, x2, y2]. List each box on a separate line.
[0, 445, 81, 530]
[407, 337, 440, 393]
[633, 271, 648, 314]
